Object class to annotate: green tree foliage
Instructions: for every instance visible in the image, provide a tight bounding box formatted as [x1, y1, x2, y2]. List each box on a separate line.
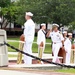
[1, 0, 75, 28]
[0, 0, 11, 7]
[2, 5, 21, 22]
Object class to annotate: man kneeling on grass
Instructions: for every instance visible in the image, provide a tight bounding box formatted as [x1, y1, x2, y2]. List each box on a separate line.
[37, 23, 46, 64]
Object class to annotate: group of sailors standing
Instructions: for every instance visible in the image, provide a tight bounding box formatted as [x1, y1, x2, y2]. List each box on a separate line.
[37, 23, 72, 64]
[17, 12, 72, 65]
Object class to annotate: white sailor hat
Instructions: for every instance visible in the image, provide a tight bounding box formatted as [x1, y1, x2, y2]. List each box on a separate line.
[26, 12, 33, 17]
[63, 31, 67, 34]
[53, 23, 59, 27]
[68, 33, 72, 36]
[41, 23, 46, 26]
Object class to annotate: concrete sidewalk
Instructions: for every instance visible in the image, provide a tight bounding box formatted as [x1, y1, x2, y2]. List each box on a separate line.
[0, 70, 42, 75]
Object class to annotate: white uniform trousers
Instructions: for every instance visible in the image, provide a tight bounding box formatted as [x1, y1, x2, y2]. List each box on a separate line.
[65, 51, 71, 64]
[24, 42, 32, 65]
[52, 43, 61, 63]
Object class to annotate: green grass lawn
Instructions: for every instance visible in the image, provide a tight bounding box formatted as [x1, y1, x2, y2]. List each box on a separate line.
[56, 68, 75, 74]
[8, 37, 52, 53]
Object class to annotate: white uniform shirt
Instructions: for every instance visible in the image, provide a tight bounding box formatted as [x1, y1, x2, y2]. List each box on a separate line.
[37, 29, 46, 45]
[24, 19, 35, 42]
[64, 38, 71, 52]
[64, 37, 67, 41]
[49, 31, 64, 43]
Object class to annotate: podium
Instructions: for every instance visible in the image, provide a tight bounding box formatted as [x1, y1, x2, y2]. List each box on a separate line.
[0, 29, 8, 66]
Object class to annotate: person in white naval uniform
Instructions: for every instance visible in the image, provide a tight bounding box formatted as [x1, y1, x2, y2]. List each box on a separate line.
[37, 23, 46, 64]
[62, 31, 68, 63]
[63, 31, 67, 41]
[47, 24, 64, 63]
[64, 33, 72, 64]
[23, 12, 35, 64]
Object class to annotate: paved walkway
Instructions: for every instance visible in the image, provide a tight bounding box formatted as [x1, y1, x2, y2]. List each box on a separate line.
[0, 70, 42, 75]
[0, 69, 74, 75]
